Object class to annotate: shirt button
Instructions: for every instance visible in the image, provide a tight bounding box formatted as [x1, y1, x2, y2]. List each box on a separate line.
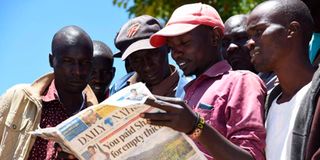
[12, 124, 17, 129]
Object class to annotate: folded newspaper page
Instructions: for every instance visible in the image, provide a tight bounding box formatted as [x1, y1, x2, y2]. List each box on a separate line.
[30, 82, 207, 160]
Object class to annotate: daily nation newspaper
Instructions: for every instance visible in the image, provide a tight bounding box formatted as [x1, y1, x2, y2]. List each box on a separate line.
[29, 82, 207, 160]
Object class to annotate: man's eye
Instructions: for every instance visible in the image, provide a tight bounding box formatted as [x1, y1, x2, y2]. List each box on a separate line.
[181, 40, 190, 46]
[90, 69, 97, 75]
[63, 59, 72, 63]
[168, 47, 175, 53]
[222, 40, 230, 47]
[102, 70, 113, 75]
[235, 35, 248, 41]
[255, 29, 263, 37]
[132, 58, 142, 63]
[85, 61, 92, 65]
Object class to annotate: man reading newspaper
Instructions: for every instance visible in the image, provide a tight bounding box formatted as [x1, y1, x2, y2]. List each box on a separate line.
[30, 83, 206, 160]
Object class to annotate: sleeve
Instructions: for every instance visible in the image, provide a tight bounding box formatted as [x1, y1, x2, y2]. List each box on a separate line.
[225, 72, 267, 160]
[0, 86, 16, 146]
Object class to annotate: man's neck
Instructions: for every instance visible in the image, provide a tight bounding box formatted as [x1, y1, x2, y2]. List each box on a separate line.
[195, 57, 222, 78]
[97, 91, 108, 103]
[58, 91, 84, 115]
[275, 62, 314, 103]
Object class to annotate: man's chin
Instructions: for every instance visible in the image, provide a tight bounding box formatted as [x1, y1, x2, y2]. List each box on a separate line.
[182, 70, 193, 77]
[92, 89, 102, 94]
[254, 64, 269, 73]
[65, 86, 87, 94]
[145, 79, 162, 87]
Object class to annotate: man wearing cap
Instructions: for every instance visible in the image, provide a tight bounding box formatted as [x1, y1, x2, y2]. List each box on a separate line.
[112, 15, 189, 98]
[141, 3, 266, 160]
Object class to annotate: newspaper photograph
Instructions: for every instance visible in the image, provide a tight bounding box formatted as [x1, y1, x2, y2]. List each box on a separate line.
[30, 82, 207, 160]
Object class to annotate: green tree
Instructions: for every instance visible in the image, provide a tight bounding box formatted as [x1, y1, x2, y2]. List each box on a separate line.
[113, 0, 263, 22]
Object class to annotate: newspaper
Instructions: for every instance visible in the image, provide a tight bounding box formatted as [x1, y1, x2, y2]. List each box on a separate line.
[29, 82, 207, 160]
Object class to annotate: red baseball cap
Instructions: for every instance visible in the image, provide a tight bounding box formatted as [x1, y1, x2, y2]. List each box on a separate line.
[150, 3, 224, 47]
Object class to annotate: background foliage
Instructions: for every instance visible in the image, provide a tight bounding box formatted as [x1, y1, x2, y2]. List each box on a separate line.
[113, 0, 264, 22]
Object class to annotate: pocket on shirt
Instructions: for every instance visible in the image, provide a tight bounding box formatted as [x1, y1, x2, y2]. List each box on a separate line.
[195, 103, 214, 121]
[0, 114, 29, 158]
[5, 112, 29, 132]
[194, 97, 225, 123]
[1, 112, 29, 147]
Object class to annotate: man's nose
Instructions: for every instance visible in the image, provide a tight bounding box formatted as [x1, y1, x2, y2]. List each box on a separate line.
[171, 47, 183, 60]
[91, 72, 102, 83]
[142, 57, 153, 71]
[226, 43, 239, 55]
[246, 39, 256, 51]
[72, 63, 84, 77]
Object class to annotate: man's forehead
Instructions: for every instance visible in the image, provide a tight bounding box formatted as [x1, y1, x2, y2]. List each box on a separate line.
[225, 15, 246, 29]
[167, 33, 190, 45]
[225, 24, 246, 36]
[247, 6, 279, 29]
[129, 48, 161, 58]
[247, 15, 266, 29]
[54, 47, 93, 61]
[249, 1, 282, 20]
[167, 28, 200, 44]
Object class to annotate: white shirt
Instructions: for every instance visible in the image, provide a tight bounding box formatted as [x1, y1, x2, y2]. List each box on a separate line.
[265, 82, 311, 160]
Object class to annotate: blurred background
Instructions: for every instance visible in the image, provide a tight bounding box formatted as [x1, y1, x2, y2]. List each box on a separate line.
[0, 0, 261, 93]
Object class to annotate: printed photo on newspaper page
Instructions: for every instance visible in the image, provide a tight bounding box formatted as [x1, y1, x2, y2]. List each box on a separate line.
[30, 82, 207, 160]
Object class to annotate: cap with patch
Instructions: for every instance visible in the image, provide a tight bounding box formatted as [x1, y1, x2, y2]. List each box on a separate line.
[114, 15, 162, 60]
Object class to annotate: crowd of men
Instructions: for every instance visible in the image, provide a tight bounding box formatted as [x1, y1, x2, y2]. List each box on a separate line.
[0, 0, 320, 159]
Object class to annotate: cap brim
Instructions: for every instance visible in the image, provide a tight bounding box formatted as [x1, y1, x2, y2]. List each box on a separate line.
[150, 23, 199, 47]
[113, 51, 122, 58]
[121, 39, 156, 60]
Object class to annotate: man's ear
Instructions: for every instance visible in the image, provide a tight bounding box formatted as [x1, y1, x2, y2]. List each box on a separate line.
[287, 21, 300, 39]
[211, 27, 223, 46]
[49, 53, 54, 68]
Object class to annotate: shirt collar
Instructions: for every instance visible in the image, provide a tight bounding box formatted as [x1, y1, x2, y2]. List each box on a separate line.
[200, 60, 232, 78]
[41, 80, 59, 102]
[184, 60, 232, 89]
[41, 80, 86, 111]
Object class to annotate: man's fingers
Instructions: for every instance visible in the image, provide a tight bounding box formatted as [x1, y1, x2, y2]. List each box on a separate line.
[154, 95, 185, 105]
[141, 112, 175, 121]
[146, 120, 171, 127]
[145, 98, 182, 112]
[145, 98, 156, 105]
